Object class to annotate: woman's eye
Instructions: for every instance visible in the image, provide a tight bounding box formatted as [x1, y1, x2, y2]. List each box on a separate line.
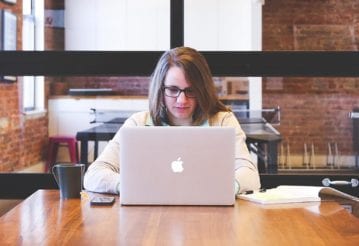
[169, 88, 179, 93]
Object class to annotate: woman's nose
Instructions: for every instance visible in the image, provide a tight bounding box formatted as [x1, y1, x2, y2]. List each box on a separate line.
[176, 91, 188, 103]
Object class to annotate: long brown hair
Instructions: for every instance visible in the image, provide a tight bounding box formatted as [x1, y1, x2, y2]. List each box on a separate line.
[149, 47, 229, 126]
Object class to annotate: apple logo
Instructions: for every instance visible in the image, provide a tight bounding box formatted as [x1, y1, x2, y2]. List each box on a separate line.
[171, 157, 184, 173]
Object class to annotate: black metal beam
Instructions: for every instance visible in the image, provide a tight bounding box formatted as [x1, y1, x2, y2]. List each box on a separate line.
[0, 51, 162, 76]
[0, 173, 58, 199]
[204, 51, 359, 77]
[1, 172, 357, 199]
[0, 51, 358, 77]
[170, 0, 184, 48]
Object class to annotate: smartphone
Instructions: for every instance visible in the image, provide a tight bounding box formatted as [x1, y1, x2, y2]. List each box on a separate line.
[90, 196, 115, 206]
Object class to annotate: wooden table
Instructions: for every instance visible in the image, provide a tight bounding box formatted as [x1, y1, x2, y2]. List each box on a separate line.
[240, 118, 282, 173]
[75, 116, 281, 171]
[76, 117, 127, 166]
[76, 123, 122, 166]
[0, 190, 358, 245]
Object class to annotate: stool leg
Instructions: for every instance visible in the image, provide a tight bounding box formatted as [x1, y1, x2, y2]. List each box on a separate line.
[94, 141, 99, 160]
[45, 142, 54, 172]
[45, 142, 59, 172]
[76, 141, 79, 163]
[68, 141, 78, 164]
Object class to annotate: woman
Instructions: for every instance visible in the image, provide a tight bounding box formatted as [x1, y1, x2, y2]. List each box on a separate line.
[84, 47, 260, 195]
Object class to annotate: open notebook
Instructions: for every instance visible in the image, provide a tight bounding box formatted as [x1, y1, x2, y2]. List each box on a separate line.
[238, 185, 359, 205]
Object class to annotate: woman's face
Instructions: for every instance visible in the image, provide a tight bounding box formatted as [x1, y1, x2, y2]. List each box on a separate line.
[163, 66, 197, 126]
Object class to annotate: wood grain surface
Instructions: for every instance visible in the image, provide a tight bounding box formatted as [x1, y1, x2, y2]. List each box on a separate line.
[0, 190, 358, 245]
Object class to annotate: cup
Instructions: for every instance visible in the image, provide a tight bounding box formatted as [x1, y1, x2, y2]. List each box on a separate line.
[52, 164, 85, 199]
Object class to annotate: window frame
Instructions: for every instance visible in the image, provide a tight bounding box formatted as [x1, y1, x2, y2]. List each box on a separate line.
[21, 0, 45, 114]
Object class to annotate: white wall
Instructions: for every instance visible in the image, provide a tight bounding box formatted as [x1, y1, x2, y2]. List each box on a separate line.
[48, 97, 148, 162]
[49, 98, 148, 136]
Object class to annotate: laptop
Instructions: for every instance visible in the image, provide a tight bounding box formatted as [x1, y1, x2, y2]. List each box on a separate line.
[119, 126, 235, 206]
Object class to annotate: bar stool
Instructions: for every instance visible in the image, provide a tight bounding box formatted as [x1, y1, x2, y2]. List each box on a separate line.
[45, 136, 79, 172]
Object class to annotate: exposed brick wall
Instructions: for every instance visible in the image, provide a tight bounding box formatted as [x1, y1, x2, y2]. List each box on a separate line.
[263, 0, 359, 157]
[264, 91, 358, 154]
[45, 27, 64, 50]
[45, 0, 64, 9]
[0, 81, 48, 171]
[0, 0, 45, 172]
[62, 76, 151, 96]
[0, 0, 60, 172]
[53, 77, 228, 96]
[0, 116, 48, 172]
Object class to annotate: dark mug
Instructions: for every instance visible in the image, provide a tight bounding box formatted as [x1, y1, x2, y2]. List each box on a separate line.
[52, 164, 85, 199]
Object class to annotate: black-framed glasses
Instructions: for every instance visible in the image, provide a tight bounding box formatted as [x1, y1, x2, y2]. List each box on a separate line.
[163, 86, 196, 98]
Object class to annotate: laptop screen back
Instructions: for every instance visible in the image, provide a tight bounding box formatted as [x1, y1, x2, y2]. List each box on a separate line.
[119, 126, 235, 205]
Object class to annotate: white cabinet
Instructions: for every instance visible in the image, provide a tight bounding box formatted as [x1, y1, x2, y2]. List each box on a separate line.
[65, 0, 263, 51]
[184, 0, 263, 51]
[184, 0, 264, 111]
[65, 0, 170, 50]
[64, 0, 263, 109]
[48, 97, 148, 162]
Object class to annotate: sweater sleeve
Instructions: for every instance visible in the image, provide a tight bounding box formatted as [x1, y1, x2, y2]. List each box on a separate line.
[83, 112, 144, 194]
[83, 137, 121, 194]
[218, 112, 261, 194]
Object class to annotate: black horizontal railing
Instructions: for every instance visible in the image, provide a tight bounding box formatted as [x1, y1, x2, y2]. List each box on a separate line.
[0, 173, 58, 199]
[0, 51, 358, 77]
[1, 173, 358, 199]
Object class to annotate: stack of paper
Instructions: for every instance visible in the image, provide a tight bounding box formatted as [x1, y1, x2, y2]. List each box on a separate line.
[238, 185, 358, 205]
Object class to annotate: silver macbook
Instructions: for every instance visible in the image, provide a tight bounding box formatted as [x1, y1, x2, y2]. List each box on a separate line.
[119, 126, 235, 206]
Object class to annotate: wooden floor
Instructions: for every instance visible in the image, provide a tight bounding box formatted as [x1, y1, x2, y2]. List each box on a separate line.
[16, 162, 45, 173]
